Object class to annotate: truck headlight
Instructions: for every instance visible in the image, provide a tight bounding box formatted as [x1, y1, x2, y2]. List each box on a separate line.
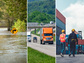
[51, 39, 53, 41]
[44, 39, 46, 41]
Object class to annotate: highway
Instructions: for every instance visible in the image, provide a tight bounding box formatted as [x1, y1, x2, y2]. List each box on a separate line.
[28, 34, 56, 57]
[27, 23, 55, 28]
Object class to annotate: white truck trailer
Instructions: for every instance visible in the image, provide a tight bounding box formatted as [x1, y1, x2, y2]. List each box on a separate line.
[27, 31, 31, 42]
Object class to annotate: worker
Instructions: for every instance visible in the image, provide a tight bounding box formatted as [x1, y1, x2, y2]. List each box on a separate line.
[59, 30, 66, 57]
[68, 29, 78, 57]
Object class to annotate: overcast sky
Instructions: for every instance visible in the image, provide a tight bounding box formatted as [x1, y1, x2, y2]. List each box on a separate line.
[56, 0, 84, 38]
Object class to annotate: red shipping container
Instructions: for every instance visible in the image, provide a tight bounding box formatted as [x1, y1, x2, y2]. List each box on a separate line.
[56, 9, 66, 24]
[78, 39, 84, 45]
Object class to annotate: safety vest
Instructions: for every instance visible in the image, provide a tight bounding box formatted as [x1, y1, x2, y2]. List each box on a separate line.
[60, 34, 66, 42]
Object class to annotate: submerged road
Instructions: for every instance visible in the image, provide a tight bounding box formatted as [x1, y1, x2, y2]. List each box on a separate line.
[28, 34, 56, 57]
[0, 28, 27, 63]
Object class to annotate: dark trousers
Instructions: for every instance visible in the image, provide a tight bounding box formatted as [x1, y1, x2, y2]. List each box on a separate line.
[70, 41, 76, 55]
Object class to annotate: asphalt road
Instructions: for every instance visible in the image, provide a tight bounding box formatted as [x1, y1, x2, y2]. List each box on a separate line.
[28, 34, 56, 57]
[56, 54, 84, 63]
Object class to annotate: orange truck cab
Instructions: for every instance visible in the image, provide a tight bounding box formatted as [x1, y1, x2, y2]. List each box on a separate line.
[40, 27, 53, 44]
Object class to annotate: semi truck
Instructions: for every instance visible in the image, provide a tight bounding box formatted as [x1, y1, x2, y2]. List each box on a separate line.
[27, 31, 31, 42]
[40, 27, 53, 44]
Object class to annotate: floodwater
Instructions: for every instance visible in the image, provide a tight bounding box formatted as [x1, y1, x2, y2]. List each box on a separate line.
[0, 28, 27, 63]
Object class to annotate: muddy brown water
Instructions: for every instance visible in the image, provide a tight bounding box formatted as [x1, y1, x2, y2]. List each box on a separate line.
[0, 28, 27, 63]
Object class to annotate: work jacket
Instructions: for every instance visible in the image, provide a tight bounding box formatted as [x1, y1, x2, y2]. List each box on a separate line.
[60, 34, 66, 42]
[68, 32, 78, 44]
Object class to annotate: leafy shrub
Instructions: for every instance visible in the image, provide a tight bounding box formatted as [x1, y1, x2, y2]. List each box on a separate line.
[12, 19, 26, 32]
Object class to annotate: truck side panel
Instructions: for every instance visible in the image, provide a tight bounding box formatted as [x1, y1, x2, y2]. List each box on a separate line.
[40, 28, 43, 40]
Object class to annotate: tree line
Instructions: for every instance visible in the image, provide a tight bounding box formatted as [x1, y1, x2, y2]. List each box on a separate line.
[0, 0, 27, 31]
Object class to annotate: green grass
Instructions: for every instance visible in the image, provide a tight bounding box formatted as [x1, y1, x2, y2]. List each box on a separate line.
[31, 29, 40, 36]
[28, 47, 55, 63]
[53, 35, 55, 42]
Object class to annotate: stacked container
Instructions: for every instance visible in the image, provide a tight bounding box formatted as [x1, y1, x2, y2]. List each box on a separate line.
[56, 9, 66, 54]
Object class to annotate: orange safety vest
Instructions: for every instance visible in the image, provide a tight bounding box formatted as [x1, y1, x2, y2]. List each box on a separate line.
[60, 34, 66, 42]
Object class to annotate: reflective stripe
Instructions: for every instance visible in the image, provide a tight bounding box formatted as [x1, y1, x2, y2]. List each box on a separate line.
[60, 34, 66, 42]
[71, 39, 76, 42]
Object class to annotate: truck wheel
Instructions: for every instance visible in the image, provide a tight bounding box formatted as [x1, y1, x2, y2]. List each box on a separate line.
[40, 40, 42, 44]
[36, 40, 37, 42]
[51, 41, 53, 44]
[33, 40, 34, 42]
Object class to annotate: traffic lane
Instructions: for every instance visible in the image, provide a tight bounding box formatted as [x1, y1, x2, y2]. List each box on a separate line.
[28, 34, 56, 57]
[28, 42, 56, 57]
[29, 34, 56, 45]
[56, 55, 84, 63]
[31, 34, 40, 44]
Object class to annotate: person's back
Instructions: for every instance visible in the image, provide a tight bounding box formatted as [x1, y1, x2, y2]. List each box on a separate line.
[68, 32, 78, 43]
[68, 29, 78, 57]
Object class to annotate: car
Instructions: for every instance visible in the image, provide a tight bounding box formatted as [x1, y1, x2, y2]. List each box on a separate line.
[40, 23, 43, 26]
[33, 37, 37, 42]
[50, 21, 54, 24]
[27, 31, 31, 42]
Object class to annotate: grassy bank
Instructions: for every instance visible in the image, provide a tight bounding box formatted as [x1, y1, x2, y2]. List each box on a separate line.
[28, 47, 55, 63]
[31, 28, 40, 36]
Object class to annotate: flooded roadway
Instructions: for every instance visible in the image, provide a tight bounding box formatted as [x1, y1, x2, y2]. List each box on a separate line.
[0, 28, 27, 63]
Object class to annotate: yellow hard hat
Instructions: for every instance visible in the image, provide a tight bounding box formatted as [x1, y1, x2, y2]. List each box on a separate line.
[62, 30, 65, 33]
[72, 29, 75, 32]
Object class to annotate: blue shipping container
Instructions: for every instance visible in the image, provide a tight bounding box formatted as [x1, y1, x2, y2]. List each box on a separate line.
[56, 17, 66, 30]
[56, 36, 60, 45]
[56, 26, 63, 36]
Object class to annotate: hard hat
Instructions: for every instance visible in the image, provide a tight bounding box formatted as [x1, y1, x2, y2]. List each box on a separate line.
[62, 30, 65, 33]
[72, 29, 75, 32]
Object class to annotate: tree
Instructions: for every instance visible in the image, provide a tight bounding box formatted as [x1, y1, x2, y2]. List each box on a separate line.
[28, 11, 55, 23]
[0, 0, 27, 31]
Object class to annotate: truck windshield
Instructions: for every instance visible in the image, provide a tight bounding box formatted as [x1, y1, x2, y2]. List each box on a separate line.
[44, 34, 52, 36]
[28, 35, 31, 37]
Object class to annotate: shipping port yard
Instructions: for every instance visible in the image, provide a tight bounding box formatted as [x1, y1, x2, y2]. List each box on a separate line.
[56, 9, 84, 63]
[56, 9, 84, 54]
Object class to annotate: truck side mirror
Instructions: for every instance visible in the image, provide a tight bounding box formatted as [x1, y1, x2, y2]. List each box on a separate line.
[42, 34, 44, 36]
[53, 34, 55, 36]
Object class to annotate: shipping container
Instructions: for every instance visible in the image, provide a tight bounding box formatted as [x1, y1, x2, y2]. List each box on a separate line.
[56, 45, 61, 54]
[56, 9, 66, 24]
[56, 9, 66, 54]
[65, 45, 79, 54]
[82, 45, 84, 51]
[78, 39, 84, 45]
[56, 26, 62, 36]
[56, 18, 66, 30]
[56, 35, 60, 45]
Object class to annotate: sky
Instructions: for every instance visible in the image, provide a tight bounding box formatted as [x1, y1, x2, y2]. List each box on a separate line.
[56, 0, 84, 39]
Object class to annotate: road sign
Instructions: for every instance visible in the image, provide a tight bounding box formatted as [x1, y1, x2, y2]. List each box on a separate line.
[11, 28, 18, 34]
